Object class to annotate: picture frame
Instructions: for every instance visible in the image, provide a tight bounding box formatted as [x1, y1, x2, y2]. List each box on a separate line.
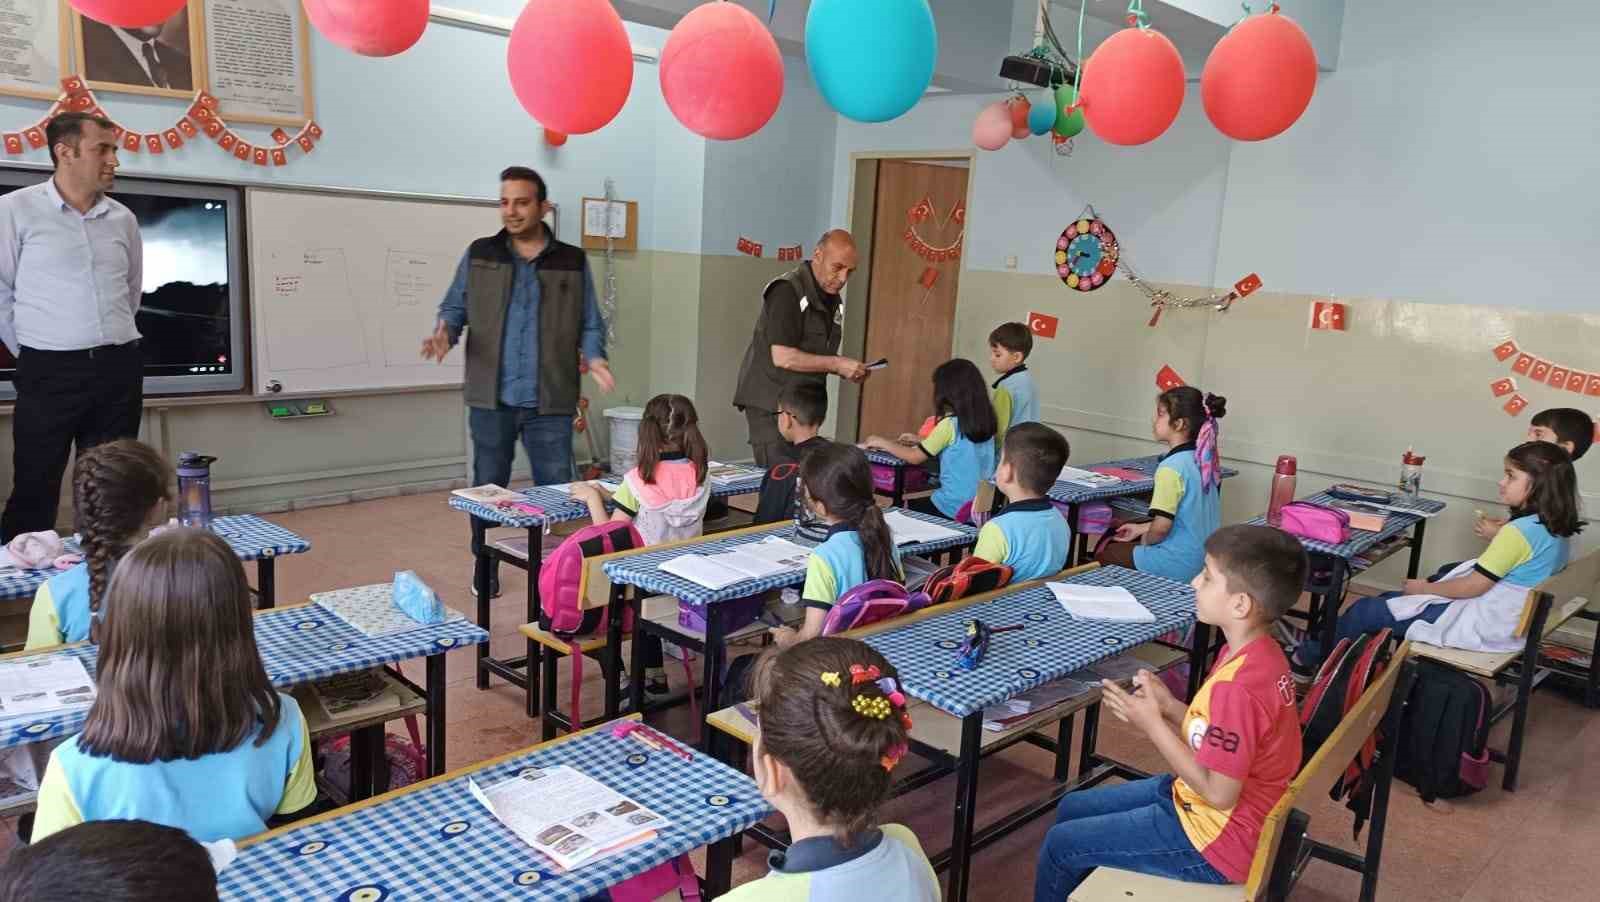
[71, 0, 204, 99]
[199, 0, 314, 127]
[0, 1, 70, 101]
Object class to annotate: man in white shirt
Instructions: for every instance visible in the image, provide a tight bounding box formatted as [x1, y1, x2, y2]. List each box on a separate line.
[0, 113, 145, 540]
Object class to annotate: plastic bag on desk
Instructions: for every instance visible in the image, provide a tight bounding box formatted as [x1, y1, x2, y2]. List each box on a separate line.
[392, 569, 445, 624]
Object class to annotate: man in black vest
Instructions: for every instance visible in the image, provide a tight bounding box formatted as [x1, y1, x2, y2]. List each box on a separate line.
[423, 166, 613, 596]
[733, 230, 869, 467]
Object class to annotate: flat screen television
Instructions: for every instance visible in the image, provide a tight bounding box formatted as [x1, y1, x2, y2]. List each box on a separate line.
[0, 168, 246, 399]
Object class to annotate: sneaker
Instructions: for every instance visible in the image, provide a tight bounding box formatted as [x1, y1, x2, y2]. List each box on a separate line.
[469, 574, 502, 599]
[645, 675, 670, 696]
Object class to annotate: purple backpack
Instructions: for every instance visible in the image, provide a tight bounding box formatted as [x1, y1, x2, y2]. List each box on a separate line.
[821, 579, 931, 635]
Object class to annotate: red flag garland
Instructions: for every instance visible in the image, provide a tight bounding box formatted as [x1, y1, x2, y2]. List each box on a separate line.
[903, 195, 964, 263]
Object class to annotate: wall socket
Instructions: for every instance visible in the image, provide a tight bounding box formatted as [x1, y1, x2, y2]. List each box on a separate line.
[1004, 255, 1018, 270]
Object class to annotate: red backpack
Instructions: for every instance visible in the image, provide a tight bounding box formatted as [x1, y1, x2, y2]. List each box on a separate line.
[924, 557, 1012, 605]
[821, 579, 931, 635]
[1299, 628, 1394, 837]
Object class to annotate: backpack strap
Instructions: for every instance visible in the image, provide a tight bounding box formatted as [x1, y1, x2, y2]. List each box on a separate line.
[674, 852, 701, 902]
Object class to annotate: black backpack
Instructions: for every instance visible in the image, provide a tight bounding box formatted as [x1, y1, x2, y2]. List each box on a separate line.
[1299, 629, 1393, 837]
[1393, 659, 1491, 802]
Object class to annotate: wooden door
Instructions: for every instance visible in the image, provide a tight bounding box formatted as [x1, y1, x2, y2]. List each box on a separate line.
[856, 160, 968, 440]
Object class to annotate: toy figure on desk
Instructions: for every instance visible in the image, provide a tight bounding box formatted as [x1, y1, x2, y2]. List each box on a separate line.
[953, 619, 1024, 671]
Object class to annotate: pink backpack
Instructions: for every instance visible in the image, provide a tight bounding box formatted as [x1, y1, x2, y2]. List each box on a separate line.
[538, 522, 645, 637]
[609, 852, 700, 902]
[1280, 502, 1350, 544]
[821, 579, 932, 635]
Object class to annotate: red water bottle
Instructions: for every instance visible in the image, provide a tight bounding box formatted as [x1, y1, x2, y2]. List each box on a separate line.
[1266, 455, 1297, 527]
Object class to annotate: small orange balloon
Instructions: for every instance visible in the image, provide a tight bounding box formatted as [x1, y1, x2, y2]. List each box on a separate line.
[544, 128, 568, 146]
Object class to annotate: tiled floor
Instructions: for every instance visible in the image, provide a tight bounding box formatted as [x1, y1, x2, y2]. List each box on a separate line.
[7, 489, 1597, 900]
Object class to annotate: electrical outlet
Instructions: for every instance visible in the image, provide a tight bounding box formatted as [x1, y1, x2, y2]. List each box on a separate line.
[1004, 255, 1018, 270]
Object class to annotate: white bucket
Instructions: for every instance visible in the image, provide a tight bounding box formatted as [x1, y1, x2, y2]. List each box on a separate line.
[604, 406, 645, 475]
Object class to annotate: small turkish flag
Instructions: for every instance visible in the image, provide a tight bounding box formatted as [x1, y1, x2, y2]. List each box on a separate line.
[1548, 365, 1570, 388]
[1492, 339, 1518, 362]
[1587, 374, 1600, 397]
[271, 128, 291, 146]
[2, 134, 20, 155]
[749, 242, 763, 257]
[144, 134, 162, 154]
[177, 119, 197, 138]
[1029, 312, 1059, 340]
[918, 267, 939, 291]
[1233, 273, 1262, 297]
[1503, 394, 1528, 417]
[1310, 301, 1346, 331]
[1529, 359, 1552, 383]
[271, 148, 287, 166]
[122, 131, 141, 152]
[1490, 377, 1516, 398]
[1156, 364, 1185, 391]
[1567, 370, 1588, 394]
[1512, 353, 1534, 375]
[23, 127, 45, 149]
[163, 129, 182, 149]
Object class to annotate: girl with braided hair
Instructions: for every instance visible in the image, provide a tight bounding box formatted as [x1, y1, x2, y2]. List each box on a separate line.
[25, 439, 170, 649]
[723, 637, 936, 901]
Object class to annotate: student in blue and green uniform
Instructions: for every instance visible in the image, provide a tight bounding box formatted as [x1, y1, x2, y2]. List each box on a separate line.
[31, 529, 317, 843]
[25, 440, 170, 650]
[864, 358, 998, 521]
[988, 322, 1040, 449]
[973, 423, 1071, 583]
[769, 443, 902, 648]
[1097, 387, 1227, 584]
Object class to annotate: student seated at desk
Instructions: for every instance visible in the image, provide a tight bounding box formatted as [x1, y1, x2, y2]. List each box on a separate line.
[769, 444, 902, 649]
[754, 383, 831, 526]
[862, 358, 997, 521]
[1095, 387, 1226, 583]
[723, 637, 938, 902]
[973, 423, 1071, 582]
[25, 440, 171, 650]
[1294, 441, 1579, 678]
[988, 321, 1040, 449]
[1034, 525, 1308, 900]
[0, 819, 220, 902]
[573, 393, 711, 694]
[31, 530, 317, 844]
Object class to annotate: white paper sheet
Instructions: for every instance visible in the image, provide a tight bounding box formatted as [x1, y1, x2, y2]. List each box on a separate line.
[1056, 466, 1121, 487]
[1048, 583, 1156, 623]
[884, 510, 964, 546]
[0, 657, 96, 716]
[469, 765, 667, 870]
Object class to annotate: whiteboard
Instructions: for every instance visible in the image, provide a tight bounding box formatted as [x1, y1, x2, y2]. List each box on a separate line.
[246, 188, 499, 395]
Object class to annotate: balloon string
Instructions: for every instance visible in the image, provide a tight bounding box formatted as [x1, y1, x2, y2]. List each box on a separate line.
[1125, 0, 1150, 30]
[767, 0, 777, 24]
[1067, 0, 1086, 112]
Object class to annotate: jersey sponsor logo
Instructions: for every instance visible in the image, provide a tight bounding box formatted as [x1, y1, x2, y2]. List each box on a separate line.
[1187, 715, 1208, 750]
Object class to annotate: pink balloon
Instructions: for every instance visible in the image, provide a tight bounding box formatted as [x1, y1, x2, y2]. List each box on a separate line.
[1080, 28, 1186, 146]
[508, 0, 634, 135]
[1202, 12, 1317, 141]
[69, 0, 186, 28]
[305, 0, 428, 58]
[660, 2, 783, 140]
[972, 101, 1012, 151]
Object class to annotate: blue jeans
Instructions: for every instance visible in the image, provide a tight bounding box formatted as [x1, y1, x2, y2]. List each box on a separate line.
[1034, 775, 1227, 902]
[468, 405, 574, 555]
[1295, 592, 1450, 666]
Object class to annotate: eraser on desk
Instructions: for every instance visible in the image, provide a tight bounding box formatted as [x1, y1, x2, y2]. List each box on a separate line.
[393, 569, 446, 623]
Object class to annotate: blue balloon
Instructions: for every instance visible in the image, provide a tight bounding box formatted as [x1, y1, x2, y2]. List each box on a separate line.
[1027, 91, 1056, 135]
[805, 0, 937, 123]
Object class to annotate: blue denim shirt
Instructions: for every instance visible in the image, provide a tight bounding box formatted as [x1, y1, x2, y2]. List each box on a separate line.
[436, 238, 608, 408]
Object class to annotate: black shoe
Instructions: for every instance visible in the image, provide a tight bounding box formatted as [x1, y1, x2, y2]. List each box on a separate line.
[469, 573, 502, 599]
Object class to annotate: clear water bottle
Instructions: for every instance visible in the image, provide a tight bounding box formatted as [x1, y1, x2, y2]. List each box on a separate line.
[1398, 448, 1425, 500]
[1266, 455, 1297, 527]
[177, 452, 218, 528]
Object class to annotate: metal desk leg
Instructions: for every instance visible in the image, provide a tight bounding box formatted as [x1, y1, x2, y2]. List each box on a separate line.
[1186, 622, 1213, 700]
[1318, 558, 1350, 669]
[1053, 715, 1074, 782]
[1065, 503, 1082, 567]
[1406, 519, 1427, 579]
[473, 518, 491, 691]
[426, 651, 447, 776]
[893, 466, 906, 508]
[525, 527, 542, 718]
[628, 593, 647, 715]
[349, 725, 381, 801]
[539, 639, 560, 742]
[256, 557, 276, 610]
[604, 584, 626, 720]
[946, 714, 984, 902]
[1360, 664, 1416, 902]
[700, 606, 729, 750]
[705, 835, 738, 898]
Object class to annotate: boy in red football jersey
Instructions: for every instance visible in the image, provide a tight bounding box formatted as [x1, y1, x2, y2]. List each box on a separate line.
[1033, 525, 1308, 899]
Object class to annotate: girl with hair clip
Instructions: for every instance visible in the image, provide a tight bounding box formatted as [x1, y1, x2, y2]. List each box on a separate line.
[31, 529, 317, 843]
[1096, 387, 1227, 583]
[572, 393, 711, 693]
[863, 358, 998, 521]
[722, 637, 939, 901]
[1294, 441, 1581, 676]
[771, 443, 902, 648]
[25, 439, 171, 650]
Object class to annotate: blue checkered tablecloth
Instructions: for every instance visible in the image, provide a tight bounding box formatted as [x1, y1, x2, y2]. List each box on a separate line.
[1243, 491, 1446, 559]
[0, 515, 310, 601]
[1048, 455, 1239, 505]
[218, 727, 770, 901]
[603, 510, 978, 606]
[862, 566, 1196, 718]
[449, 470, 766, 530]
[0, 603, 488, 750]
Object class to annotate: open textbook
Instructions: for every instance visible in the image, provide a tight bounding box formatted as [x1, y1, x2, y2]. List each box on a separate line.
[0, 656, 96, 717]
[660, 537, 813, 590]
[470, 765, 668, 871]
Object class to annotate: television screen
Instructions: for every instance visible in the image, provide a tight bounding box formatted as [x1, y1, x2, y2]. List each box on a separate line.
[0, 169, 246, 398]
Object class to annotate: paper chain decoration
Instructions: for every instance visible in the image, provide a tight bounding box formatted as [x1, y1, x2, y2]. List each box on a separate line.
[904, 195, 964, 263]
[1488, 339, 1600, 419]
[1128, 264, 1262, 327]
[3, 75, 323, 167]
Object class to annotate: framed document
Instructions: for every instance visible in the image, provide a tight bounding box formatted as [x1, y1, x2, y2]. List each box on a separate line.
[200, 0, 313, 126]
[72, 0, 203, 99]
[0, 1, 68, 100]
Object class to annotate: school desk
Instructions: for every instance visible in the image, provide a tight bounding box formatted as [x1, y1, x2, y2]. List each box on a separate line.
[1244, 491, 1446, 667]
[448, 469, 765, 717]
[599, 510, 978, 748]
[217, 717, 770, 901]
[1049, 455, 1240, 565]
[0, 600, 487, 778]
[863, 446, 941, 507]
[0, 515, 310, 614]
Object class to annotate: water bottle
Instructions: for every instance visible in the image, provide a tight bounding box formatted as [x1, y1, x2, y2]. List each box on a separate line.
[1266, 455, 1297, 527]
[176, 452, 218, 528]
[1398, 448, 1425, 500]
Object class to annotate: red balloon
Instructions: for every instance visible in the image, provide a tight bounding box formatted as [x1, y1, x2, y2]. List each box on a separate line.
[1079, 28, 1186, 146]
[545, 128, 568, 147]
[69, 0, 186, 28]
[1008, 97, 1031, 130]
[304, 0, 428, 58]
[1202, 12, 1317, 141]
[508, 0, 633, 135]
[660, 2, 783, 140]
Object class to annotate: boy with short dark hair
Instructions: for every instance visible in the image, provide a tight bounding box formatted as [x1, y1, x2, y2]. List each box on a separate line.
[988, 322, 1039, 447]
[1033, 525, 1308, 900]
[0, 819, 220, 902]
[753, 383, 830, 525]
[972, 423, 1070, 582]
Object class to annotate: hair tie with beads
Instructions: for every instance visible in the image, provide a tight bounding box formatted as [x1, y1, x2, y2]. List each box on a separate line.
[851, 695, 892, 720]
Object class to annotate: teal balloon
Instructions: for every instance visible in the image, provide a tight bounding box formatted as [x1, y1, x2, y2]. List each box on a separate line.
[1054, 83, 1085, 138]
[805, 0, 937, 123]
[1027, 91, 1056, 135]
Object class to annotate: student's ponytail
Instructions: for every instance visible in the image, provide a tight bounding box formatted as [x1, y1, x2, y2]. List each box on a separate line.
[856, 504, 901, 583]
[72, 441, 171, 632]
[800, 443, 901, 583]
